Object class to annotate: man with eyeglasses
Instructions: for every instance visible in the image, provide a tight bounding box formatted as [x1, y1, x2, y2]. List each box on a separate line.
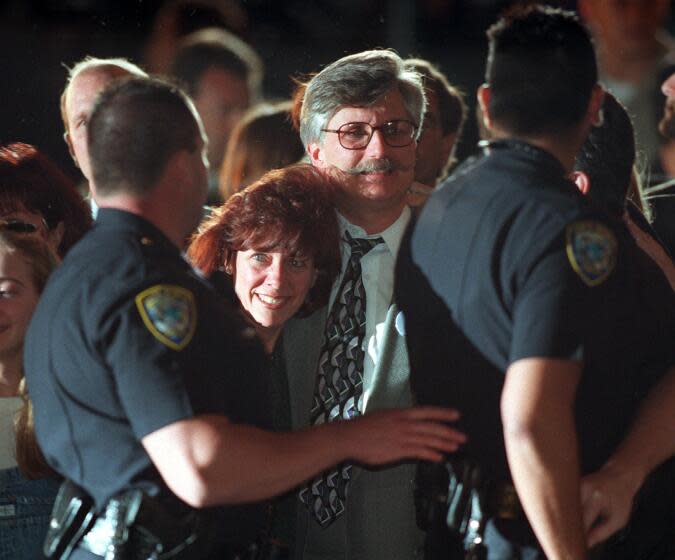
[286, 49, 428, 560]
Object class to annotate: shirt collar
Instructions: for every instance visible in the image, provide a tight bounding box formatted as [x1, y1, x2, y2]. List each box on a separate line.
[336, 206, 411, 257]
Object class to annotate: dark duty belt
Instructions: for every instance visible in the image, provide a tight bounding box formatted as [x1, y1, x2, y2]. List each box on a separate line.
[77, 490, 201, 560]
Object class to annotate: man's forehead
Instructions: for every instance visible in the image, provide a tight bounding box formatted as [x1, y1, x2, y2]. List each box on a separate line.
[329, 91, 411, 124]
[66, 68, 129, 115]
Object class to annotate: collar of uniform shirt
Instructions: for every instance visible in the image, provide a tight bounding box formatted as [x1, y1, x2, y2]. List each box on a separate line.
[335, 206, 411, 267]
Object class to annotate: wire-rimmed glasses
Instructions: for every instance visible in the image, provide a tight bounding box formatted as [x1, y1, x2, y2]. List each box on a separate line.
[321, 120, 417, 150]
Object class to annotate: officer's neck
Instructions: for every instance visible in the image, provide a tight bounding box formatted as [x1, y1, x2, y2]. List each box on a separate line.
[491, 129, 584, 174]
[95, 192, 190, 250]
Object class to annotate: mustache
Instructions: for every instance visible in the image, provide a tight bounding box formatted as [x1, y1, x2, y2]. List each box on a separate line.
[344, 158, 410, 175]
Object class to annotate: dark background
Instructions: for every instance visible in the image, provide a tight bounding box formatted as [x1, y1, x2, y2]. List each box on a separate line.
[0, 0, 672, 182]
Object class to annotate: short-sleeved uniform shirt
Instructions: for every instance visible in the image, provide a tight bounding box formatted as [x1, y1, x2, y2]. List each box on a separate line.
[24, 209, 272, 540]
[396, 139, 675, 481]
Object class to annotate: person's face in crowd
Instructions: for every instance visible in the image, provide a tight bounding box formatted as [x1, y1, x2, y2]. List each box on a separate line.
[309, 89, 416, 219]
[0, 246, 39, 362]
[659, 74, 675, 140]
[65, 68, 127, 182]
[414, 90, 456, 187]
[581, 0, 670, 55]
[193, 66, 250, 171]
[233, 249, 316, 331]
[0, 206, 62, 255]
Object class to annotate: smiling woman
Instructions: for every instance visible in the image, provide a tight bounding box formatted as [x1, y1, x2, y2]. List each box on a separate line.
[188, 163, 340, 354]
[187, 163, 341, 555]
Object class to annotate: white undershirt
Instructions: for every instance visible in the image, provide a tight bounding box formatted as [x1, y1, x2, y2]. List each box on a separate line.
[330, 207, 411, 411]
[0, 397, 21, 469]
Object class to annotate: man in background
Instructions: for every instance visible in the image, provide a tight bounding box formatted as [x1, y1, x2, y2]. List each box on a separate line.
[61, 56, 147, 189]
[405, 58, 466, 189]
[170, 27, 263, 203]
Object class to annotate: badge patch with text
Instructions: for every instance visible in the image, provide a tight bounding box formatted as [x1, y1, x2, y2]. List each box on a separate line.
[565, 221, 617, 287]
[135, 284, 197, 350]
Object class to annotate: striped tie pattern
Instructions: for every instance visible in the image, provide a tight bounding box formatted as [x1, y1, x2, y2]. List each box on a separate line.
[299, 232, 384, 526]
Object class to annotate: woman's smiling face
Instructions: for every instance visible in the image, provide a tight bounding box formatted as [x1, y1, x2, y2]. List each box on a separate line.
[233, 249, 316, 330]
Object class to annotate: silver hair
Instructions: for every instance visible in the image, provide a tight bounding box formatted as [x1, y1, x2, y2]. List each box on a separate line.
[66, 56, 147, 84]
[299, 49, 426, 148]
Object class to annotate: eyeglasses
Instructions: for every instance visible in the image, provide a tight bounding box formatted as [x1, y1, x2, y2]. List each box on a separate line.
[321, 120, 417, 150]
[0, 219, 39, 233]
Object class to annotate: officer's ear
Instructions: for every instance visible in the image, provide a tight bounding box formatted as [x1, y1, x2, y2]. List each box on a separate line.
[588, 84, 605, 128]
[570, 171, 591, 195]
[477, 84, 493, 132]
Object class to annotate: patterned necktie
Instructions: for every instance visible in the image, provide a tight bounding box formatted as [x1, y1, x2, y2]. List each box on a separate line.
[299, 232, 384, 527]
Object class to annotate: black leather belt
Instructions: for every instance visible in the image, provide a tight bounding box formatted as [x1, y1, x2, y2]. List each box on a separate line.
[76, 490, 202, 560]
[77, 490, 167, 559]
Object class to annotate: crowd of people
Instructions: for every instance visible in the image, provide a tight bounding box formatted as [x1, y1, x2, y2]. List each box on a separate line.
[1, 2, 673, 560]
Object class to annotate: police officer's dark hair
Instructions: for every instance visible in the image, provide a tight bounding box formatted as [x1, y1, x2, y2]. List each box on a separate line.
[88, 77, 200, 196]
[574, 93, 637, 216]
[485, 4, 598, 136]
[170, 27, 263, 100]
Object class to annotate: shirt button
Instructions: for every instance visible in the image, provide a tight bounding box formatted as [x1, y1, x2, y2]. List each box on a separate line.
[140, 237, 153, 246]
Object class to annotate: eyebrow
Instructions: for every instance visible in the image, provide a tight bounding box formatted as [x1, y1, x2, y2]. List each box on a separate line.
[0, 276, 25, 287]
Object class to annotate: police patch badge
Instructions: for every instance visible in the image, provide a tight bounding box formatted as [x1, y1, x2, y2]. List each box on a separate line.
[135, 284, 197, 350]
[565, 221, 617, 287]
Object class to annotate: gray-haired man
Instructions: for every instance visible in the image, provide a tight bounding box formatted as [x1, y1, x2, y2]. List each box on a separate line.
[285, 49, 428, 560]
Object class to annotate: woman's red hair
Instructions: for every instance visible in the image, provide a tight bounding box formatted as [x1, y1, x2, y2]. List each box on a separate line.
[189, 164, 340, 315]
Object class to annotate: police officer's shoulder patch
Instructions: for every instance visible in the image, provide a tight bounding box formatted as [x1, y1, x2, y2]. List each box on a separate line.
[565, 220, 617, 287]
[135, 284, 197, 350]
